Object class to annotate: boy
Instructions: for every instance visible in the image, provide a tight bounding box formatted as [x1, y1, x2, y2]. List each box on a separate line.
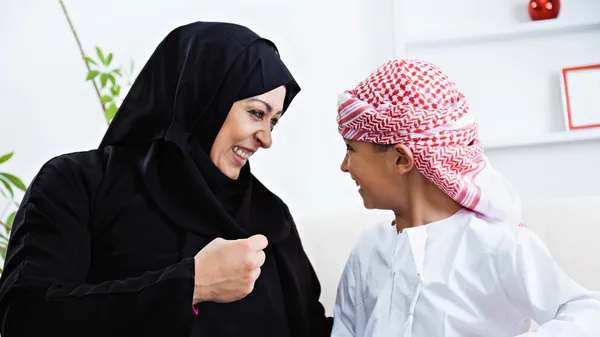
[331, 59, 600, 336]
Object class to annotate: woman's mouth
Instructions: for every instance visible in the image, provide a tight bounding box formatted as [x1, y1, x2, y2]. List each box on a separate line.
[232, 146, 253, 160]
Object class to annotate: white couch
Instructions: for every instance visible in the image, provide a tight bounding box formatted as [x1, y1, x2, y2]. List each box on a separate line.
[296, 196, 600, 316]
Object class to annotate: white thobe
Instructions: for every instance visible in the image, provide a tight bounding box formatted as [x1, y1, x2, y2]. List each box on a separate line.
[331, 209, 600, 336]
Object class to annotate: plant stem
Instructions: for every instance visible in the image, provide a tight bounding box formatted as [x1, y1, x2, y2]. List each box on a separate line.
[58, 0, 108, 125]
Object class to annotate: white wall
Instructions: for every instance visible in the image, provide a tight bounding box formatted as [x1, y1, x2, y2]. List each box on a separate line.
[0, 0, 395, 218]
[393, 0, 600, 202]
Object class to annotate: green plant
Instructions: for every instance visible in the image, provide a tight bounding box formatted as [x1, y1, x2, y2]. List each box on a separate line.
[0, 2, 138, 275]
[58, 0, 136, 125]
[0, 152, 27, 265]
[84, 47, 136, 124]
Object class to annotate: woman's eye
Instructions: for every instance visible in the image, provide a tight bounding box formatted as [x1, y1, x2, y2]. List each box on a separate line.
[249, 109, 279, 130]
[249, 110, 264, 119]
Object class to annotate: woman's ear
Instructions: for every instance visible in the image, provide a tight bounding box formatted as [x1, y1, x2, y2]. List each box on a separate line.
[392, 144, 414, 175]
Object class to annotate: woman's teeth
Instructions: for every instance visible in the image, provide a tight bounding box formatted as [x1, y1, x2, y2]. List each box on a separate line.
[232, 146, 252, 160]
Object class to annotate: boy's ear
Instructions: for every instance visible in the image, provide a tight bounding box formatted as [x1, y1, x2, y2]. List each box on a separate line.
[392, 144, 414, 174]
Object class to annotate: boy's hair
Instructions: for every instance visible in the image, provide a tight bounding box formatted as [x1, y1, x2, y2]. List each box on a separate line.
[372, 143, 394, 152]
[336, 58, 523, 227]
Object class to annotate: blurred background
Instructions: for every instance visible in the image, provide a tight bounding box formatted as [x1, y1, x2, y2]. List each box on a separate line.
[1, 0, 599, 314]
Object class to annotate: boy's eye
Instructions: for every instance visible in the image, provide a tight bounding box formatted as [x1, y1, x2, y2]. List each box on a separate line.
[345, 144, 352, 151]
[270, 119, 279, 128]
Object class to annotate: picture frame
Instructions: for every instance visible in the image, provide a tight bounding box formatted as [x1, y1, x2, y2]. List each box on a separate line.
[560, 63, 600, 130]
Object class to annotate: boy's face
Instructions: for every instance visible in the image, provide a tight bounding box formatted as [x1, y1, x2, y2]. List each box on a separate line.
[340, 139, 411, 210]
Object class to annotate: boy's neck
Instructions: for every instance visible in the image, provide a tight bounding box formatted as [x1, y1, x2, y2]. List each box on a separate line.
[392, 176, 463, 233]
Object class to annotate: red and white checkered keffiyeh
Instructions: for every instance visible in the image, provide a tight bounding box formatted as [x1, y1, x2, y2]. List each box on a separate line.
[337, 59, 523, 226]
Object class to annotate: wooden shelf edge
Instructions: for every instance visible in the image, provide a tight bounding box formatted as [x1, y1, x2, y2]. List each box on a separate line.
[484, 129, 600, 150]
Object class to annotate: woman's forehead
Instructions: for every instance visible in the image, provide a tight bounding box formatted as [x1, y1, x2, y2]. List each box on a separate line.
[247, 86, 286, 111]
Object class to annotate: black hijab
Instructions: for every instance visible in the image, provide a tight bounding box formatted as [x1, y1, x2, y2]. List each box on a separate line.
[96, 23, 332, 337]
[97, 21, 327, 337]
[99, 21, 301, 245]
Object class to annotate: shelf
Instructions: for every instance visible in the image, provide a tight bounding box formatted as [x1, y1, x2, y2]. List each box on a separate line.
[404, 17, 600, 48]
[484, 128, 600, 150]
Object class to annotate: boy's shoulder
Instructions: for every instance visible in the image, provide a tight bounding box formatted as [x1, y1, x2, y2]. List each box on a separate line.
[465, 213, 550, 258]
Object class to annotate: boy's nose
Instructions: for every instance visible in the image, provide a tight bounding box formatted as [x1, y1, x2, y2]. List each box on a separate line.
[340, 154, 349, 173]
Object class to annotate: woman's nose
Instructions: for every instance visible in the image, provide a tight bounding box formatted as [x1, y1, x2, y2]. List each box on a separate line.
[256, 129, 272, 149]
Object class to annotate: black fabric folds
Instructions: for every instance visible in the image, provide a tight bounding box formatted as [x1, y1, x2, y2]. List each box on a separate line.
[0, 22, 332, 337]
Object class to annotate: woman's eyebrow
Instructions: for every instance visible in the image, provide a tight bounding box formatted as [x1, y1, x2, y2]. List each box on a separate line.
[247, 98, 273, 113]
[247, 98, 284, 115]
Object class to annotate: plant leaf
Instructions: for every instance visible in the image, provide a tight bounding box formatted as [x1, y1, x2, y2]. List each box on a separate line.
[107, 74, 116, 87]
[7, 211, 16, 228]
[100, 95, 112, 104]
[0, 246, 6, 261]
[110, 85, 121, 96]
[100, 74, 108, 88]
[112, 69, 122, 76]
[0, 152, 13, 164]
[0, 177, 13, 198]
[86, 70, 100, 81]
[96, 47, 106, 65]
[105, 103, 118, 122]
[106, 53, 113, 66]
[83, 56, 97, 66]
[0, 173, 26, 192]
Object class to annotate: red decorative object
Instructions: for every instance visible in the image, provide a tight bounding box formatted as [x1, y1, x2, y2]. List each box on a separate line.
[528, 0, 561, 21]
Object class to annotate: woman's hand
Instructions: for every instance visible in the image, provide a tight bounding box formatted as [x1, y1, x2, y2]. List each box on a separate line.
[193, 234, 268, 304]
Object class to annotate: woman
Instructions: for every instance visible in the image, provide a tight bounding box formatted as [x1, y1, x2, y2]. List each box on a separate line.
[0, 22, 332, 337]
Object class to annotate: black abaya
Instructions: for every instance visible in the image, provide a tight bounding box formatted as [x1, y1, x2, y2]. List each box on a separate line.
[0, 22, 333, 337]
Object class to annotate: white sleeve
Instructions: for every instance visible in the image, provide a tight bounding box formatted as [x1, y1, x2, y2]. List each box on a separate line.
[331, 256, 358, 337]
[495, 227, 600, 336]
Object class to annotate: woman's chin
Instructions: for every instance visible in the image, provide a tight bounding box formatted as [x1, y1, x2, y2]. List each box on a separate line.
[221, 165, 242, 180]
[213, 152, 246, 179]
